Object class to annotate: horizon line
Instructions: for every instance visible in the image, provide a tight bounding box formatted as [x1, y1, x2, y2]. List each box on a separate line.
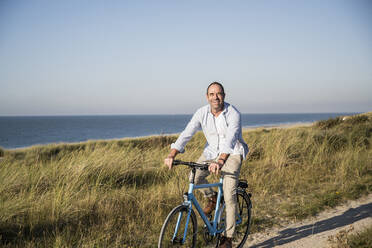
[0, 111, 362, 117]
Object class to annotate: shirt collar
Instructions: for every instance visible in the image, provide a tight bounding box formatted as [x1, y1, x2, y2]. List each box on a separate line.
[207, 102, 229, 116]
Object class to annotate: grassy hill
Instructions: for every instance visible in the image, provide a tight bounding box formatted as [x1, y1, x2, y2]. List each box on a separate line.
[0, 112, 371, 247]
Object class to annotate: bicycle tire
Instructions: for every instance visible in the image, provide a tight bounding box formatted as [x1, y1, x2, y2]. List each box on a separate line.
[158, 205, 198, 248]
[233, 191, 252, 247]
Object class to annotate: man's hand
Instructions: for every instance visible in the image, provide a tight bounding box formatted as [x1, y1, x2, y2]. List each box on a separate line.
[209, 162, 222, 175]
[164, 156, 174, 170]
[164, 149, 179, 170]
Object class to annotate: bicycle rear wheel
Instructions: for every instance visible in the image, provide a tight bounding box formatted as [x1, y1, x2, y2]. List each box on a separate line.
[233, 191, 252, 247]
[158, 205, 197, 248]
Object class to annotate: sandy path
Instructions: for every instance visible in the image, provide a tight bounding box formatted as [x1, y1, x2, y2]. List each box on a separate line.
[245, 194, 372, 248]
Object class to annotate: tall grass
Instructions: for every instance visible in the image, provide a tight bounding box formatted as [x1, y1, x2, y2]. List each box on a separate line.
[0, 146, 4, 157]
[0, 113, 371, 247]
[328, 224, 372, 248]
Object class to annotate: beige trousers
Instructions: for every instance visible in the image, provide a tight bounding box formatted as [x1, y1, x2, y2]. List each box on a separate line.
[189, 154, 242, 238]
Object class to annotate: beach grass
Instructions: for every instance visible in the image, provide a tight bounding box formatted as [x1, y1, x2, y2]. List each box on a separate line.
[0, 112, 371, 247]
[346, 225, 372, 248]
[328, 224, 372, 248]
[0, 146, 4, 157]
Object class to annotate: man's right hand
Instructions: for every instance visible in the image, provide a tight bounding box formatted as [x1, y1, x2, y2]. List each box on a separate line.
[165, 149, 179, 170]
[164, 156, 174, 170]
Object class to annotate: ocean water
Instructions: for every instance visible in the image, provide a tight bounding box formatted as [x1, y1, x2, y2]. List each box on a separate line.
[0, 113, 356, 149]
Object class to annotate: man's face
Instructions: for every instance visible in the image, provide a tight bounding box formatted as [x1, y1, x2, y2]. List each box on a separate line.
[206, 84, 225, 111]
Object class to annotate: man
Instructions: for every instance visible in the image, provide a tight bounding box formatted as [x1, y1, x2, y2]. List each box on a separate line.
[164, 82, 249, 248]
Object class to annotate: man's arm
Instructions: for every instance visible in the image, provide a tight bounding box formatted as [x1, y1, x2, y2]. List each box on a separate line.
[170, 110, 201, 154]
[164, 110, 201, 169]
[221, 109, 241, 155]
[217, 153, 230, 166]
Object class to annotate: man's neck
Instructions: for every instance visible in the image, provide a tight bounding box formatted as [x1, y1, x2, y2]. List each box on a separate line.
[210, 104, 224, 117]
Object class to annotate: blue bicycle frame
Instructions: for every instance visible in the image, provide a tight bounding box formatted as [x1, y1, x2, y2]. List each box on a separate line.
[173, 178, 226, 244]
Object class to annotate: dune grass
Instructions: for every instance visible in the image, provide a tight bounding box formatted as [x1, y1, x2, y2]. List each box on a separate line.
[328, 224, 372, 248]
[0, 146, 4, 157]
[346, 225, 372, 248]
[0, 113, 371, 247]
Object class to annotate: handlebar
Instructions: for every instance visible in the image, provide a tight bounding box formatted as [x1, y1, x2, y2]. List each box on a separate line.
[172, 160, 210, 170]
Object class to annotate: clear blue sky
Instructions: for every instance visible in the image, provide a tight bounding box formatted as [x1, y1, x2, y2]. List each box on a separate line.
[1, 0, 371, 115]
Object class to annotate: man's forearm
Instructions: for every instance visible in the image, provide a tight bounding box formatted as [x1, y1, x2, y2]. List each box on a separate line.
[168, 149, 179, 158]
[218, 153, 230, 165]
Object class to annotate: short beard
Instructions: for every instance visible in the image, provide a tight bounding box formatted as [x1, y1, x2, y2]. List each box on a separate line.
[211, 102, 224, 113]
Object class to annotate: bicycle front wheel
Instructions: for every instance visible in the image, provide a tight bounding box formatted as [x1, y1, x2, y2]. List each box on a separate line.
[233, 191, 252, 248]
[158, 205, 197, 248]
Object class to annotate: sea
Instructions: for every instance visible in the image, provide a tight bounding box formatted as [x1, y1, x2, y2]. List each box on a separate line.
[0, 113, 357, 149]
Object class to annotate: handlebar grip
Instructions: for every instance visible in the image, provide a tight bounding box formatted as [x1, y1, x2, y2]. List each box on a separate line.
[172, 160, 182, 165]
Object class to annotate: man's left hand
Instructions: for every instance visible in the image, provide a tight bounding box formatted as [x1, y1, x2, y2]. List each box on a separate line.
[209, 162, 222, 175]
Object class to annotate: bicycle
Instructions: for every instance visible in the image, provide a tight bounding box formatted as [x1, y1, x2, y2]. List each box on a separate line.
[158, 160, 252, 248]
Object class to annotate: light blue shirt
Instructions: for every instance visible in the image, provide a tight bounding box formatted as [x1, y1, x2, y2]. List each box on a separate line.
[171, 102, 249, 160]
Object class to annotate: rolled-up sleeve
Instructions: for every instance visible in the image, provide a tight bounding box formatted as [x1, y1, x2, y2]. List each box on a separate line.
[171, 110, 201, 153]
[220, 111, 240, 154]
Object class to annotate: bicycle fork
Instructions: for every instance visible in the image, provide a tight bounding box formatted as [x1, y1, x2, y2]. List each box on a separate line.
[172, 206, 193, 244]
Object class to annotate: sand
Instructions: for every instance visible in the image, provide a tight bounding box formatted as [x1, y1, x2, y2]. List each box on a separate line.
[243, 122, 314, 132]
[245, 194, 372, 248]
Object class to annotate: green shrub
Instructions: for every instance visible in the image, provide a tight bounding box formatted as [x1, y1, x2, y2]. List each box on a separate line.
[247, 145, 264, 161]
[326, 133, 348, 152]
[312, 132, 326, 145]
[345, 115, 369, 125]
[350, 125, 371, 149]
[0, 146, 4, 157]
[315, 117, 342, 129]
[312, 131, 348, 152]
[285, 143, 302, 160]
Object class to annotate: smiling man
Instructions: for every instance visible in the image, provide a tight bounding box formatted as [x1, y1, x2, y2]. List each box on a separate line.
[164, 82, 249, 248]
